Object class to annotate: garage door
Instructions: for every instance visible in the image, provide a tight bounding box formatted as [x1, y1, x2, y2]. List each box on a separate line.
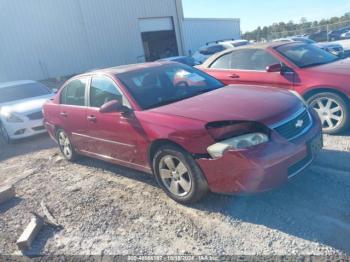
[139, 17, 174, 33]
[139, 17, 179, 62]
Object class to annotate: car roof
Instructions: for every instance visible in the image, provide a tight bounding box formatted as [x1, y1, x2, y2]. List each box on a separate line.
[0, 80, 37, 89]
[80, 61, 177, 77]
[201, 41, 293, 67]
[158, 56, 189, 61]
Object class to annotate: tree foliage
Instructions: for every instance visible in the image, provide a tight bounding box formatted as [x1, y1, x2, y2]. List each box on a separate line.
[242, 13, 350, 41]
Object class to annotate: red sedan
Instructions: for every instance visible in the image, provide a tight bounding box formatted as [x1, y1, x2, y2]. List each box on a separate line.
[43, 62, 322, 204]
[200, 42, 350, 134]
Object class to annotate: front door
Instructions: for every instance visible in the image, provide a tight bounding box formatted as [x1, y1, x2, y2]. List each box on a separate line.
[84, 75, 148, 169]
[205, 49, 294, 90]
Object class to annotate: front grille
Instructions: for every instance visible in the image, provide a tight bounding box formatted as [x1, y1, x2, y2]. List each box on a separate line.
[273, 108, 312, 141]
[32, 126, 45, 131]
[27, 111, 43, 120]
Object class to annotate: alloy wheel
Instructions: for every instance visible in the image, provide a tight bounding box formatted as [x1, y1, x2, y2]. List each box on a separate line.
[311, 97, 344, 131]
[159, 155, 192, 197]
[58, 131, 73, 159]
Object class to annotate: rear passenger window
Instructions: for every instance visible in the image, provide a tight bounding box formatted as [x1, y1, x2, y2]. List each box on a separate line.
[210, 52, 232, 69]
[60, 78, 87, 106]
[90, 76, 130, 108]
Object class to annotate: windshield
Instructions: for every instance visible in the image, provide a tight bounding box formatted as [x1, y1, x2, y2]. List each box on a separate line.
[275, 43, 340, 68]
[0, 83, 50, 103]
[118, 64, 224, 109]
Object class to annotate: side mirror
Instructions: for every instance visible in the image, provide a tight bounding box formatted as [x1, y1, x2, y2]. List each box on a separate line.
[99, 100, 124, 113]
[52, 88, 58, 94]
[266, 63, 282, 73]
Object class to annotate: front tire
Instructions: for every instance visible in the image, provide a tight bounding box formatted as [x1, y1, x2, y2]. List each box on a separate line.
[307, 92, 349, 135]
[153, 145, 209, 204]
[0, 123, 11, 144]
[56, 129, 78, 161]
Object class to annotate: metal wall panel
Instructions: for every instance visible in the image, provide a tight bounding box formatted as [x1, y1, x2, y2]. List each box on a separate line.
[0, 0, 183, 81]
[182, 18, 241, 55]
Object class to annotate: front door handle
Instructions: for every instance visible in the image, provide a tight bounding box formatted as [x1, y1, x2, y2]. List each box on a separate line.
[60, 112, 68, 118]
[228, 74, 240, 79]
[87, 115, 97, 122]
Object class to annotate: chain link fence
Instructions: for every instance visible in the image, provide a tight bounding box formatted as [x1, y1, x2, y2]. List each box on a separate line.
[245, 19, 350, 43]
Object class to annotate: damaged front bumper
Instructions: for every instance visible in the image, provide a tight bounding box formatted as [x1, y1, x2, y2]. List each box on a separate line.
[196, 111, 322, 194]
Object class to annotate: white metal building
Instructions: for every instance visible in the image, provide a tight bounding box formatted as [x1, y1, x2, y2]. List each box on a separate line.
[0, 0, 240, 82]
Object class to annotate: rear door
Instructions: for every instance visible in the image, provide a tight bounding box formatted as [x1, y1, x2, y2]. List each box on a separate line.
[205, 49, 294, 90]
[59, 77, 89, 151]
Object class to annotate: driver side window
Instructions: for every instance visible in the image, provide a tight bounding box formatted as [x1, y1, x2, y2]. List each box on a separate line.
[89, 76, 130, 108]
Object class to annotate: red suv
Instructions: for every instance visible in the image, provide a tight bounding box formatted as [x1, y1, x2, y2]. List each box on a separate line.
[200, 42, 350, 134]
[43, 62, 322, 204]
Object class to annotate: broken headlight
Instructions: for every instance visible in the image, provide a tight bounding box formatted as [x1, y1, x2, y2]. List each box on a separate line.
[207, 133, 269, 159]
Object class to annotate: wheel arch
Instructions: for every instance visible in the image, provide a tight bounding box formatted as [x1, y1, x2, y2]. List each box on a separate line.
[53, 125, 65, 141]
[302, 87, 349, 102]
[147, 139, 190, 167]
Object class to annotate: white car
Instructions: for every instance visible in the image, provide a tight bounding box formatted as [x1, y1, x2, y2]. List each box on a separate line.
[341, 31, 350, 39]
[0, 80, 54, 143]
[274, 37, 345, 57]
[192, 40, 250, 64]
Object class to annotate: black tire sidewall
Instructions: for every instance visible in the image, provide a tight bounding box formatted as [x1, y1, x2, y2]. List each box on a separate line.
[307, 92, 349, 134]
[153, 145, 208, 204]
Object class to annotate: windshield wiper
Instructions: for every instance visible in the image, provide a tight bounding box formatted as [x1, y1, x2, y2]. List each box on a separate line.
[147, 97, 189, 109]
[146, 88, 222, 109]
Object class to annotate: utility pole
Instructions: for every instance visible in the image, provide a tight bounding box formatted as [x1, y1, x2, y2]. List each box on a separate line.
[327, 24, 330, 42]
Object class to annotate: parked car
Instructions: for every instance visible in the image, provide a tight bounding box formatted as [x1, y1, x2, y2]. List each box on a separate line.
[192, 40, 249, 64]
[199, 42, 350, 134]
[274, 37, 345, 57]
[308, 30, 328, 42]
[0, 80, 54, 143]
[340, 30, 350, 39]
[43, 62, 322, 204]
[158, 56, 198, 66]
[329, 27, 350, 41]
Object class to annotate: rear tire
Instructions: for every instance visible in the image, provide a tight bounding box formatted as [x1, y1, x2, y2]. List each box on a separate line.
[56, 129, 78, 161]
[153, 145, 209, 204]
[307, 92, 349, 135]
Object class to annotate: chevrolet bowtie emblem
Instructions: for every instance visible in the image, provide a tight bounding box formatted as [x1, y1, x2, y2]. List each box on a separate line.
[295, 120, 304, 128]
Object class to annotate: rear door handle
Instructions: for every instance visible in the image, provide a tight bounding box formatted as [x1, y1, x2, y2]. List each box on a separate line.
[228, 74, 240, 79]
[60, 112, 68, 118]
[87, 115, 97, 122]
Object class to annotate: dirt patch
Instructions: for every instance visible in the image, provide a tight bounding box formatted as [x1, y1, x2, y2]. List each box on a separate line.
[0, 134, 349, 255]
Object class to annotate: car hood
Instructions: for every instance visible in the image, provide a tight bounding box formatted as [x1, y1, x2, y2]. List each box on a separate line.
[149, 85, 303, 126]
[0, 94, 53, 115]
[305, 58, 350, 76]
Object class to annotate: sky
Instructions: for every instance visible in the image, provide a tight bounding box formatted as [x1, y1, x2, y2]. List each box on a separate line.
[182, 0, 350, 32]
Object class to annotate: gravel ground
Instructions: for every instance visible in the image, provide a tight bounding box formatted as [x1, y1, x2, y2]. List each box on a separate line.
[0, 133, 349, 256]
